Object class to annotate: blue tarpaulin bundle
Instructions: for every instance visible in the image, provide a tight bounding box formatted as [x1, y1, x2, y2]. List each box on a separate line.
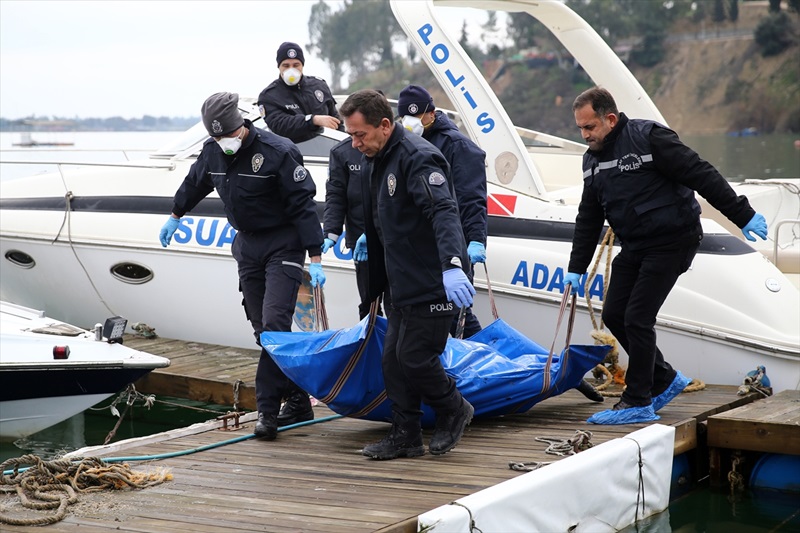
[261, 316, 610, 427]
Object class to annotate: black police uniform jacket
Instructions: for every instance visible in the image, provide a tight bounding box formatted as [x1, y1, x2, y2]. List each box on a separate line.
[423, 111, 488, 246]
[258, 75, 342, 144]
[323, 138, 365, 250]
[171, 119, 323, 257]
[362, 125, 470, 308]
[568, 113, 756, 274]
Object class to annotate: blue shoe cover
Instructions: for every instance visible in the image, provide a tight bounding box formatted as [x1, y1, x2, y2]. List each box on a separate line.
[587, 404, 659, 425]
[652, 371, 692, 412]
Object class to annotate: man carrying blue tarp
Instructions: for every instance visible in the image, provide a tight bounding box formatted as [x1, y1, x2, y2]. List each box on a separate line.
[339, 89, 475, 460]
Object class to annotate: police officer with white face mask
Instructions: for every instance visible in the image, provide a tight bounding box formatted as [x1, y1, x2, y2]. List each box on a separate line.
[258, 42, 343, 144]
[159, 92, 326, 441]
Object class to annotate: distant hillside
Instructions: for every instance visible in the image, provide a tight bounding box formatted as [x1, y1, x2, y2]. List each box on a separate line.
[633, 1, 800, 134]
[349, 1, 799, 138]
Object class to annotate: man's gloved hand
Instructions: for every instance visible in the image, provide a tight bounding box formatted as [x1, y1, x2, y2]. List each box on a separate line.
[309, 263, 326, 287]
[322, 238, 335, 254]
[742, 213, 768, 242]
[467, 241, 486, 264]
[159, 216, 180, 247]
[443, 268, 476, 308]
[353, 233, 368, 262]
[564, 272, 582, 294]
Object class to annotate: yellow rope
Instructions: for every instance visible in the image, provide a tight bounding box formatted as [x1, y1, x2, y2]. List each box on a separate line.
[0, 454, 172, 526]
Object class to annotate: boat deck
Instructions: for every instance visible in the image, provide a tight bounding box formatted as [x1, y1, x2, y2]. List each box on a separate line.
[0, 335, 769, 532]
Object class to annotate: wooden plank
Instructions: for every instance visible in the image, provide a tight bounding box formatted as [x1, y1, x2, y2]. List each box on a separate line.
[673, 417, 697, 455]
[7, 335, 749, 533]
[707, 390, 800, 455]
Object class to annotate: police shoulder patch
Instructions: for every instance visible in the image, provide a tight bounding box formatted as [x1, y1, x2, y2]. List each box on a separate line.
[293, 165, 308, 182]
[428, 171, 446, 186]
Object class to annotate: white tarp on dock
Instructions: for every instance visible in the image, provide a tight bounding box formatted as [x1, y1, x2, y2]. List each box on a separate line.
[418, 424, 675, 532]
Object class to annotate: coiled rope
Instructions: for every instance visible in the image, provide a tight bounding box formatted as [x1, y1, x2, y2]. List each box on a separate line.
[0, 454, 171, 526]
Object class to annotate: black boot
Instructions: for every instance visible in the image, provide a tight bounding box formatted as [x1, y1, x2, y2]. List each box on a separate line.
[277, 390, 314, 426]
[429, 398, 474, 456]
[576, 379, 604, 402]
[254, 413, 277, 440]
[362, 423, 425, 460]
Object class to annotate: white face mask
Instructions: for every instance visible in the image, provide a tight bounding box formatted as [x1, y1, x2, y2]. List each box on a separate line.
[402, 115, 423, 136]
[282, 68, 302, 86]
[216, 128, 243, 155]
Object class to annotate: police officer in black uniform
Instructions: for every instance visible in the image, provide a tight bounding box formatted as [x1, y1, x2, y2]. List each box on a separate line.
[158, 92, 326, 440]
[322, 139, 379, 320]
[396, 85, 487, 338]
[258, 42, 343, 144]
[567, 86, 768, 425]
[339, 89, 476, 460]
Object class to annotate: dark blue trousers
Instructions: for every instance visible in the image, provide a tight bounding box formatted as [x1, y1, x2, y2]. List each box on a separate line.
[232, 229, 306, 415]
[602, 241, 699, 406]
[382, 303, 462, 428]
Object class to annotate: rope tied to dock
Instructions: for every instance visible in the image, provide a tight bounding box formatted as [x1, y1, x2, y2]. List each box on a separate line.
[0, 454, 172, 526]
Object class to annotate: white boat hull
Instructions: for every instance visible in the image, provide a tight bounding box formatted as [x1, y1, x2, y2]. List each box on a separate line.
[0, 301, 171, 439]
[0, 394, 110, 440]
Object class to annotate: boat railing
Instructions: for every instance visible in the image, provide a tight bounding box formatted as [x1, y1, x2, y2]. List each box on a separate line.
[0, 159, 176, 170]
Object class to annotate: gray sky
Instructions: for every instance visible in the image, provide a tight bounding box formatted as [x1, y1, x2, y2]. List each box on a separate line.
[0, 0, 493, 120]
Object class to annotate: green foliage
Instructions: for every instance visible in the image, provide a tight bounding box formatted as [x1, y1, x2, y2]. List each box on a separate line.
[309, 0, 403, 88]
[713, 0, 727, 23]
[768, 0, 781, 13]
[729, 0, 739, 22]
[789, 0, 800, 14]
[754, 12, 793, 56]
[507, 12, 537, 50]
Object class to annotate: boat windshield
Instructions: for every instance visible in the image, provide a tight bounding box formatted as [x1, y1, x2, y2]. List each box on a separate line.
[150, 98, 350, 161]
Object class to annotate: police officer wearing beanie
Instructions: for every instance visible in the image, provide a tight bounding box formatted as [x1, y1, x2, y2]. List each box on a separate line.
[397, 85, 487, 339]
[158, 92, 326, 440]
[340, 89, 476, 460]
[258, 42, 343, 144]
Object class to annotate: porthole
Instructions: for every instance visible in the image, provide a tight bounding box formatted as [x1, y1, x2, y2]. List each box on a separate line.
[110, 262, 154, 285]
[4, 249, 35, 269]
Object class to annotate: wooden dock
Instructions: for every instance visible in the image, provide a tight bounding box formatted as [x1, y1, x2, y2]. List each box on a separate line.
[0, 336, 780, 532]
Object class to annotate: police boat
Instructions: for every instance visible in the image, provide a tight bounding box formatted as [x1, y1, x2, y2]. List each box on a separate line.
[0, 301, 170, 439]
[0, 0, 797, 393]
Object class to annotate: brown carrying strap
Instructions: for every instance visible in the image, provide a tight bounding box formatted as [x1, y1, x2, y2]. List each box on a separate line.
[483, 262, 500, 321]
[313, 285, 329, 331]
[541, 290, 577, 394]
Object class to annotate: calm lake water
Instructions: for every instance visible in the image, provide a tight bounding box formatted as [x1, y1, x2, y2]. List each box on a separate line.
[1, 129, 798, 530]
[1, 130, 799, 182]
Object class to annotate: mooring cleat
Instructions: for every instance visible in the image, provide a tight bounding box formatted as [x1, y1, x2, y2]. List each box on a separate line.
[652, 371, 692, 412]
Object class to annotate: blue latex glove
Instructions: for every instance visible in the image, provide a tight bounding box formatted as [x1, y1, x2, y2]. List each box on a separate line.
[467, 241, 486, 264]
[563, 272, 582, 294]
[741, 213, 767, 242]
[353, 233, 368, 262]
[309, 263, 326, 287]
[322, 238, 335, 254]
[159, 216, 180, 247]
[443, 268, 476, 308]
